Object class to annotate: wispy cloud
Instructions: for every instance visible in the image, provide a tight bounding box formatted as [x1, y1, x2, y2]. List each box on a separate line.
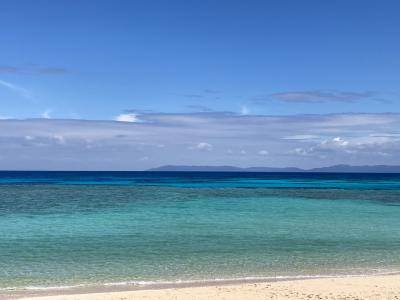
[0, 79, 31, 98]
[190, 142, 213, 151]
[203, 89, 221, 94]
[0, 66, 19, 73]
[39, 67, 67, 75]
[179, 89, 223, 100]
[255, 90, 379, 104]
[0, 112, 399, 170]
[0, 64, 67, 75]
[41, 109, 52, 119]
[240, 105, 250, 115]
[114, 112, 141, 122]
[186, 105, 214, 112]
[282, 135, 320, 140]
[183, 94, 204, 99]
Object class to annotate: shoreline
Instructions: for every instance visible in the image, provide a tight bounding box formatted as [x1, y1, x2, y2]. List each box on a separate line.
[3, 273, 400, 300]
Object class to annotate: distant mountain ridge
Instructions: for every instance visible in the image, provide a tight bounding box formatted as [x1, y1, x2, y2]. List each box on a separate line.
[147, 164, 400, 173]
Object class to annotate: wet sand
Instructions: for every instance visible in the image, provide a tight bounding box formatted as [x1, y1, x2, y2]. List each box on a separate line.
[15, 274, 400, 300]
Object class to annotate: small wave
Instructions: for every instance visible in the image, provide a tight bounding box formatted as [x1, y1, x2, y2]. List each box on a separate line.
[102, 275, 331, 287]
[3, 271, 400, 292]
[2, 284, 85, 291]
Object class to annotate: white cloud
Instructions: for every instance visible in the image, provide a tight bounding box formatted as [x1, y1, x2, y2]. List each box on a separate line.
[289, 148, 310, 156]
[0, 112, 399, 170]
[282, 135, 320, 140]
[328, 137, 349, 147]
[52, 135, 65, 145]
[191, 142, 213, 151]
[24, 135, 35, 141]
[41, 109, 52, 119]
[289, 134, 399, 158]
[115, 113, 140, 122]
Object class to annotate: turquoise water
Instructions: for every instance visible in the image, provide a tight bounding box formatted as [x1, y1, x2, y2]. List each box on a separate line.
[1, 172, 400, 290]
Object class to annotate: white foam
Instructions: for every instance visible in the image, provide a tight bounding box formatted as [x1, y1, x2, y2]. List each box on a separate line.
[3, 271, 400, 291]
[3, 284, 85, 291]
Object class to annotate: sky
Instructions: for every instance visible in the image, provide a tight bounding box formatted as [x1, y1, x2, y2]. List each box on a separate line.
[0, 0, 400, 170]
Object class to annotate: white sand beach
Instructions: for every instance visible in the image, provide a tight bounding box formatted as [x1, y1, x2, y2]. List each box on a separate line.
[19, 274, 400, 300]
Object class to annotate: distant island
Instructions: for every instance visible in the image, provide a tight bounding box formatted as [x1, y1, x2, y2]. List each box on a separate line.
[147, 164, 400, 173]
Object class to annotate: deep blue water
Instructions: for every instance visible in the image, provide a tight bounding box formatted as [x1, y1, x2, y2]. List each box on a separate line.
[0, 171, 400, 189]
[1, 172, 400, 290]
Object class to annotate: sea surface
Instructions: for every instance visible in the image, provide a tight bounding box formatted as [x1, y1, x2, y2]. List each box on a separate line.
[1, 171, 400, 291]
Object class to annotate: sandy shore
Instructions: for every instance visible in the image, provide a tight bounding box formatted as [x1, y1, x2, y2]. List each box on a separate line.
[14, 275, 400, 300]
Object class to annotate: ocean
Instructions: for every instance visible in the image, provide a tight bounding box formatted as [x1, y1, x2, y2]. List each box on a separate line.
[1, 171, 400, 292]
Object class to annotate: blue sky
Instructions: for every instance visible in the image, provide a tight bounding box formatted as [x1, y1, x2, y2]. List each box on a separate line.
[0, 0, 400, 169]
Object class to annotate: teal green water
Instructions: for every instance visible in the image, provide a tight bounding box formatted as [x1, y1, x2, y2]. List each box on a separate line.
[1, 172, 400, 290]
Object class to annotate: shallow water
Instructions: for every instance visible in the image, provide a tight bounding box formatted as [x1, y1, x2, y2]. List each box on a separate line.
[1, 172, 400, 290]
